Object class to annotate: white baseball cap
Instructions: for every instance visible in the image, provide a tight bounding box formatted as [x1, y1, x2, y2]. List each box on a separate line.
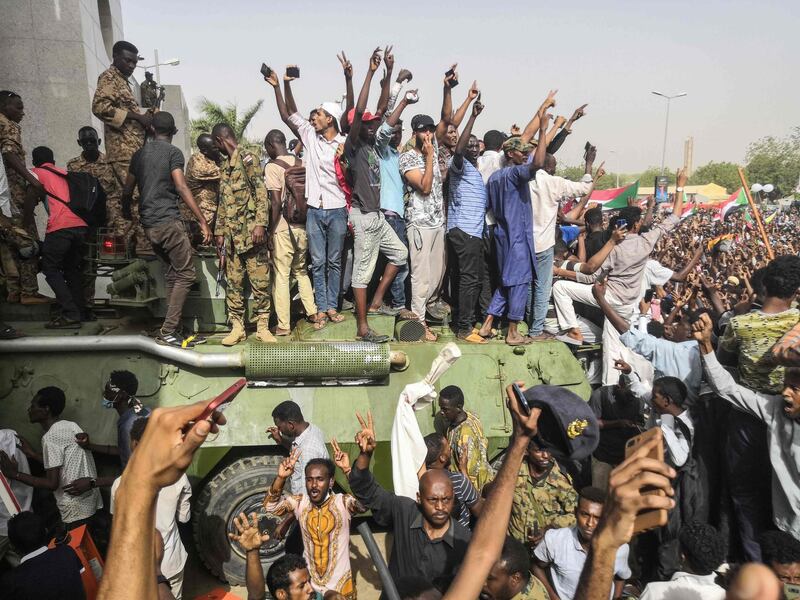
[318, 101, 343, 123]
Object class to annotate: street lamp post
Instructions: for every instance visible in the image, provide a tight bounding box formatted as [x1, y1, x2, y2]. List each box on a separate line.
[137, 49, 180, 84]
[609, 150, 620, 187]
[652, 91, 687, 175]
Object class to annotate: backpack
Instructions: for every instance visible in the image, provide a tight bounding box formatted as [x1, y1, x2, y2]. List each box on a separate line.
[39, 166, 107, 228]
[272, 157, 307, 224]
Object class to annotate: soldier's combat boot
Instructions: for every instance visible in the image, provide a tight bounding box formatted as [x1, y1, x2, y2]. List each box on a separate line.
[256, 314, 277, 343]
[221, 318, 247, 346]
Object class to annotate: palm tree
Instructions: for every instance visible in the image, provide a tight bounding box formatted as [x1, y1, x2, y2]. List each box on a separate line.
[189, 97, 264, 151]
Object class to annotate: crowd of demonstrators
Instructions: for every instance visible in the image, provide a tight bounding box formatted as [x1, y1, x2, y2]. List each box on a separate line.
[3, 37, 800, 600]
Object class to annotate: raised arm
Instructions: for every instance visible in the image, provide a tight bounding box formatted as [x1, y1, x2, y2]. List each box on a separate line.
[640, 196, 656, 229]
[385, 89, 418, 129]
[437, 64, 457, 142]
[374, 46, 394, 117]
[520, 89, 557, 145]
[443, 383, 542, 600]
[348, 47, 382, 145]
[283, 70, 299, 115]
[451, 81, 479, 129]
[669, 245, 703, 282]
[672, 167, 687, 220]
[451, 94, 483, 171]
[264, 69, 300, 138]
[578, 225, 626, 274]
[528, 110, 550, 177]
[545, 115, 566, 147]
[228, 512, 270, 600]
[337, 51, 354, 123]
[403, 139, 435, 195]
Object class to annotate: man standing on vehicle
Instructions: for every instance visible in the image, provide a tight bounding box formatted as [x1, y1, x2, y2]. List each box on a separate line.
[212, 122, 275, 346]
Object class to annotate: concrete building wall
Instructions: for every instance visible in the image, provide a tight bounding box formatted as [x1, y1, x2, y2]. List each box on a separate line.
[0, 0, 127, 166]
[161, 84, 192, 159]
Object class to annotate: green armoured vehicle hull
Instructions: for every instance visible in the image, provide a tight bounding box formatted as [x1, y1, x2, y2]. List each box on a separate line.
[0, 253, 590, 585]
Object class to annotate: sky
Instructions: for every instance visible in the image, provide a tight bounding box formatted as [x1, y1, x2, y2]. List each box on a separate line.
[122, 0, 799, 173]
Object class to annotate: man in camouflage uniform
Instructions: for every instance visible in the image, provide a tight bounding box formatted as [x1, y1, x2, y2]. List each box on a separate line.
[184, 133, 221, 243]
[139, 71, 160, 109]
[507, 438, 577, 549]
[91, 40, 152, 254]
[212, 123, 275, 345]
[67, 126, 123, 310]
[0, 90, 48, 304]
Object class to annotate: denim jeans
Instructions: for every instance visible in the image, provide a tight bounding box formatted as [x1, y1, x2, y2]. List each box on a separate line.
[383, 212, 408, 308]
[526, 246, 554, 335]
[41, 226, 88, 321]
[306, 206, 348, 312]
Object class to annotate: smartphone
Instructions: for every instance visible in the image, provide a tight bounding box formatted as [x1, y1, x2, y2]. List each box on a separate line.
[260, 63, 272, 79]
[194, 378, 247, 424]
[615, 218, 628, 229]
[285, 66, 300, 79]
[511, 382, 530, 416]
[624, 428, 668, 534]
[445, 68, 459, 88]
[584, 141, 592, 152]
[785, 583, 800, 600]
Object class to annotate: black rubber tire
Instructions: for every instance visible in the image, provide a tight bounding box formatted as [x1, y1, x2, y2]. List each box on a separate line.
[193, 454, 287, 585]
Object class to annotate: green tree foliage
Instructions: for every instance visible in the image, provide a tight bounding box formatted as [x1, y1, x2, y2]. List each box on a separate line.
[745, 127, 800, 197]
[635, 166, 675, 188]
[189, 97, 264, 153]
[554, 165, 632, 190]
[688, 161, 742, 193]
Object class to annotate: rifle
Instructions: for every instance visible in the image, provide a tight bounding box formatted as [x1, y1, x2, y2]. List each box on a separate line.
[215, 238, 227, 297]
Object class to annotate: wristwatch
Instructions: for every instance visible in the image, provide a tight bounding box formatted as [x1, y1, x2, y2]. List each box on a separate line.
[676, 186, 684, 192]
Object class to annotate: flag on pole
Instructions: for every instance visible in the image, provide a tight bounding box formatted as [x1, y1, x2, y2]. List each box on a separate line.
[589, 181, 640, 210]
[715, 187, 748, 221]
[681, 202, 696, 220]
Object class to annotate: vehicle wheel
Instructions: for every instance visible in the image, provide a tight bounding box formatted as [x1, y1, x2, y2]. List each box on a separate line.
[193, 454, 288, 585]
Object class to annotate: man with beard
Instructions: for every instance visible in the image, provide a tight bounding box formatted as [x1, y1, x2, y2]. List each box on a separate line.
[344, 47, 408, 343]
[267, 400, 329, 496]
[532, 487, 630, 600]
[348, 411, 471, 593]
[263, 451, 362, 599]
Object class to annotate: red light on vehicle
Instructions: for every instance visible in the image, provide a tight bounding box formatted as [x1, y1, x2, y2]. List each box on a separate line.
[103, 239, 114, 250]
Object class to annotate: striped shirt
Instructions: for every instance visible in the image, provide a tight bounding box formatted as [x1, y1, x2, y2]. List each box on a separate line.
[447, 471, 479, 529]
[290, 423, 330, 496]
[447, 158, 487, 238]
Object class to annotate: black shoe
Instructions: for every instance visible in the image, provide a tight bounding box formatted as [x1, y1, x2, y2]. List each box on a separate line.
[357, 330, 390, 344]
[44, 317, 82, 329]
[156, 330, 195, 348]
[183, 333, 207, 345]
[81, 310, 98, 322]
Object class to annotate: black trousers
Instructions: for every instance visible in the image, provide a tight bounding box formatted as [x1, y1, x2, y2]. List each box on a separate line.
[447, 228, 484, 334]
[41, 227, 87, 321]
[478, 224, 498, 319]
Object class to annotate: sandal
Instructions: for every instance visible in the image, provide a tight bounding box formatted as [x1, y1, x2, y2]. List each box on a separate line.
[459, 331, 488, 344]
[327, 310, 345, 323]
[0, 323, 23, 339]
[357, 329, 390, 344]
[44, 316, 82, 330]
[423, 326, 438, 342]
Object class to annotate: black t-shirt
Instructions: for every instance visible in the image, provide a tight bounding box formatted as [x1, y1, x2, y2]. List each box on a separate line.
[344, 138, 381, 213]
[585, 229, 609, 260]
[129, 139, 185, 228]
[589, 386, 642, 465]
[1, 545, 86, 600]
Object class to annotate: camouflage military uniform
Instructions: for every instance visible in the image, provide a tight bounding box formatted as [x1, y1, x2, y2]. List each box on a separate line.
[0, 112, 39, 299]
[215, 146, 271, 322]
[67, 151, 122, 302]
[514, 578, 549, 600]
[91, 65, 149, 253]
[185, 152, 220, 228]
[507, 461, 577, 544]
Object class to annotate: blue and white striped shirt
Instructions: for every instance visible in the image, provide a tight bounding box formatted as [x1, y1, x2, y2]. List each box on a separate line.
[447, 158, 487, 238]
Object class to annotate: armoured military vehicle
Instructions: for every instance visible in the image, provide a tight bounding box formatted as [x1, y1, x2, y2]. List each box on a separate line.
[0, 243, 591, 585]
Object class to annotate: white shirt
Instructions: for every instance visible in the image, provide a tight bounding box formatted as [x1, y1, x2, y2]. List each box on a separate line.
[639, 259, 674, 302]
[649, 410, 694, 468]
[42, 420, 102, 523]
[477, 150, 505, 226]
[534, 526, 631, 600]
[0, 158, 10, 218]
[290, 423, 330, 496]
[639, 571, 725, 600]
[530, 171, 593, 253]
[0, 429, 32, 536]
[111, 473, 192, 578]
[287, 112, 346, 210]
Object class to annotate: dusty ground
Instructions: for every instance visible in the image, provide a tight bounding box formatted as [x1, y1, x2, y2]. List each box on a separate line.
[185, 531, 391, 599]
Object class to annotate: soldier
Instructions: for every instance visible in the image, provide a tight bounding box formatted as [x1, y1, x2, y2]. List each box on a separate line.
[139, 71, 160, 109]
[184, 134, 221, 238]
[212, 123, 275, 345]
[0, 90, 48, 304]
[505, 438, 577, 551]
[91, 40, 152, 255]
[67, 126, 123, 313]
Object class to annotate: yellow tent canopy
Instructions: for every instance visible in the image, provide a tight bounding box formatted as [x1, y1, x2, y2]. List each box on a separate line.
[636, 182, 730, 202]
